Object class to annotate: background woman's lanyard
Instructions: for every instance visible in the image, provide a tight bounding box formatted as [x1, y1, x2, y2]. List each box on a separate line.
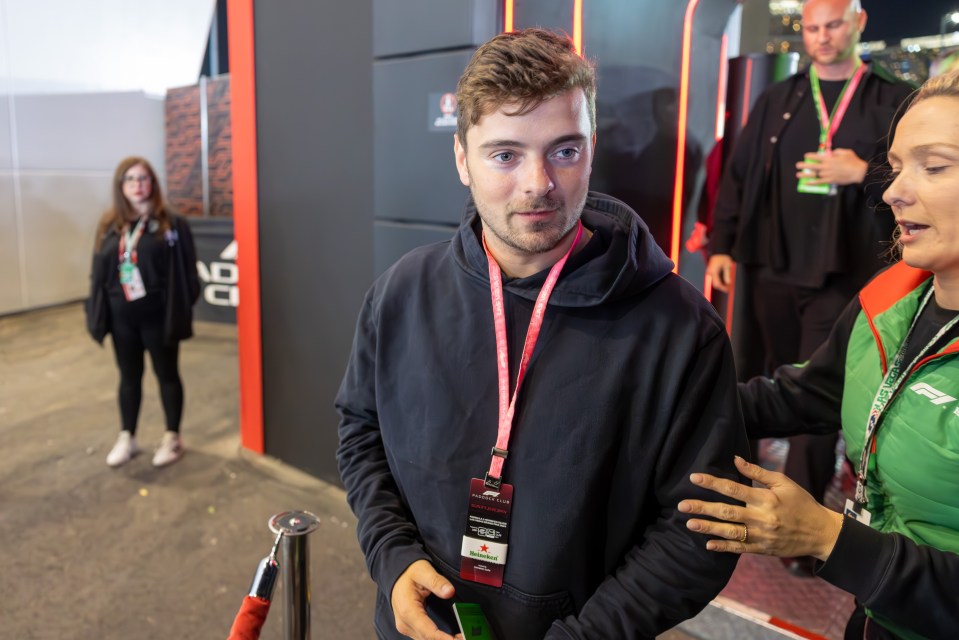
[855, 286, 959, 508]
[117, 216, 148, 301]
[482, 222, 584, 489]
[809, 59, 866, 153]
[118, 216, 147, 266]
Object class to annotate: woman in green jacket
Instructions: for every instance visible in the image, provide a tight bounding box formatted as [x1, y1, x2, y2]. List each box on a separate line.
[680, 70, 959, 640]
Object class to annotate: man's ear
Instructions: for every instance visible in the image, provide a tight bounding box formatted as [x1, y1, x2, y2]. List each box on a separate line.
[454, 133, 471, 187]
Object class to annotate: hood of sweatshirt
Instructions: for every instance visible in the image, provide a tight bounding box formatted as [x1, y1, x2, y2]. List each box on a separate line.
[451, 191, 674, 307]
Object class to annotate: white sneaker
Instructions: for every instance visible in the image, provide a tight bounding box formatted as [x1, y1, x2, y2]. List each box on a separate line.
[106, 431, 140, 467]
[152, 431, 184, 467]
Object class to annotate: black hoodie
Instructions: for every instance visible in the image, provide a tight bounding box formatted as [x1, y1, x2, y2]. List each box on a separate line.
[336, 192, 748, 638]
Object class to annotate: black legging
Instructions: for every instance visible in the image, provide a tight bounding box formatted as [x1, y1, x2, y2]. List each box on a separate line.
[108, 296, 183, 435]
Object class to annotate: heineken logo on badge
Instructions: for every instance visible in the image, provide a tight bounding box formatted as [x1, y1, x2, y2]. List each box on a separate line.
[468, 549, 500, 562]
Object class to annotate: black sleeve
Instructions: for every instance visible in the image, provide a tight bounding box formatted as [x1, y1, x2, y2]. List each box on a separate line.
[85, 233, 109, 344]
[739, 294, 862, 439]
[709, 91, 770, 256]
[818, 517, 959, 637]
[176, 216, 201, 305]
[548, 324, 749, 638]
[335, 293, 431, 598]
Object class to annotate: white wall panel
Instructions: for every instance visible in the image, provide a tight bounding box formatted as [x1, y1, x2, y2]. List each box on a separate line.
[0, 91, 164, 315]
[0, 175, 22, 314]
[15, 92, 165, 174]
[0, 96, 12, 170]
[18, 174, 111, 308]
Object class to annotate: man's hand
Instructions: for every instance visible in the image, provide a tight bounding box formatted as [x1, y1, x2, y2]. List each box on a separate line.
[391, 560, 460, 640]
[795, 148, 868, 186]
[705, 254, 735, 293]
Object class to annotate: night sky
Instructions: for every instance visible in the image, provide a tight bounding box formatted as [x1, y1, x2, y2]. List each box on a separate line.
[864, 0, 959, 42]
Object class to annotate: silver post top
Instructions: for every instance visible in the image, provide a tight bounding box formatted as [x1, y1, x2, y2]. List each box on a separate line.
[268, 510, 320, 536]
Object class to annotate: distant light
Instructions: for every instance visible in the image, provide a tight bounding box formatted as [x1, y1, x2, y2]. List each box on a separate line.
[950, 11, 959, 24]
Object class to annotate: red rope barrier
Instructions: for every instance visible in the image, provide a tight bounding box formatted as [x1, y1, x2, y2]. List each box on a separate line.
[227, 595, 271, 640]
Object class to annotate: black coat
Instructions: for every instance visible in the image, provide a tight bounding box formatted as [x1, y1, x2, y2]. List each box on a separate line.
[85, 213, 200, 345]
[710, 64, 914, 285]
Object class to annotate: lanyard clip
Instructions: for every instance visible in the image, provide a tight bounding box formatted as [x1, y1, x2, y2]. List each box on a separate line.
[483, 473, 502, 491]
[491, 446, 509, 460]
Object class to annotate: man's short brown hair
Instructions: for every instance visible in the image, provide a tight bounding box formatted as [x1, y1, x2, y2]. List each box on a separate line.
[455, 28, 596, 148]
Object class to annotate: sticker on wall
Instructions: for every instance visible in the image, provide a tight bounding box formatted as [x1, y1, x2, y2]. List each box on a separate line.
[429, 92, 458, 132]
[197, 239, 239, 308]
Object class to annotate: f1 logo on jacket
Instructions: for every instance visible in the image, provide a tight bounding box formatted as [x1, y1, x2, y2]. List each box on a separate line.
[909, 382, 956, 406]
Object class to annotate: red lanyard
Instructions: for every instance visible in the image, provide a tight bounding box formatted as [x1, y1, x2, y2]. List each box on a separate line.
[809, 60, 866, 152]
[482, 222, 584, 488]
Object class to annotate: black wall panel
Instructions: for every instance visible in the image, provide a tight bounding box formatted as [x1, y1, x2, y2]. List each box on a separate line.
[255, 1, 373, 483]
[374, 221, 459, 277]
[373, 0, 498, 58]
[583, 0, 739, 277]
[374, 51, 474, 227]
[513, 0, 575, 33]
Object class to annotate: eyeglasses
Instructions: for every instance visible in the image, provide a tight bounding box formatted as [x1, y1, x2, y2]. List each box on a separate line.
[123, 175, 152, 184]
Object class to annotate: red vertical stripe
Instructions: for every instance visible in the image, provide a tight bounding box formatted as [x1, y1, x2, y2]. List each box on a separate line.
[671, 0, 700, 274]
[573, 0, 583, 55]
[504, 0, 514, 32]
[715, 34, 729, 141]
[227, 0, 264, 454]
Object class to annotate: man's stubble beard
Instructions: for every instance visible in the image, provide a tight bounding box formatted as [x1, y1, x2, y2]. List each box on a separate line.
[473, 188, 588, 256]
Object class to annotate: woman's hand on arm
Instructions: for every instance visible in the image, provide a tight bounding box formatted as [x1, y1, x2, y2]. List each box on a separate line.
[678, 456, 844, 562]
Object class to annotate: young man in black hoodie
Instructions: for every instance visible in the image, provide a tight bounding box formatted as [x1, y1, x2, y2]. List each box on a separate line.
[336, 28, 748, 639]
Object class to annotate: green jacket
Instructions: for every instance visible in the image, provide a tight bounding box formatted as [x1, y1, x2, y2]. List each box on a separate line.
[843, 263, 959, 551]
[740, 261, 959, 639]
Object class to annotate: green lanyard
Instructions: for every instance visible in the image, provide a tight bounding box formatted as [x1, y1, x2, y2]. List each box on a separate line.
[808, 58, 866, 152]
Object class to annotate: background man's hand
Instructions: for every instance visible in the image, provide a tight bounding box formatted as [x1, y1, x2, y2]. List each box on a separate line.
[795, 148, 868, 186]
[706, 254, 735, 293]
[391, 560, 460, 640]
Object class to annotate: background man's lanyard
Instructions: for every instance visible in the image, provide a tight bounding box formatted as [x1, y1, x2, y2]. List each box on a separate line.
[118, 216, 147, 265]
[482, 222, 584, 490]
[809, 58, 866, 153]
[855, 286, 959, 507]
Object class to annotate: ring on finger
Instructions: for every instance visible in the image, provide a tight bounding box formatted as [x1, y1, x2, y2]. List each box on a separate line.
[739, 524, 748, 543]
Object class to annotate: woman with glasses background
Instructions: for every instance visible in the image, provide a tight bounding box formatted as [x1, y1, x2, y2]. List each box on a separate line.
[85, 156, 199, 468]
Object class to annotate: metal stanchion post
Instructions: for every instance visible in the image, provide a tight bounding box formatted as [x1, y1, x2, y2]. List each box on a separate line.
[269, 511, 321, 640]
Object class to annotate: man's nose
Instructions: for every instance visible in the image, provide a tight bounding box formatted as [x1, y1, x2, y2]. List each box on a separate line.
[523, 158, 555, 196]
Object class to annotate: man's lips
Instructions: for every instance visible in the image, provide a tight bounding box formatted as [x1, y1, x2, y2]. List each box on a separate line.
[515, 209, 555, 216]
